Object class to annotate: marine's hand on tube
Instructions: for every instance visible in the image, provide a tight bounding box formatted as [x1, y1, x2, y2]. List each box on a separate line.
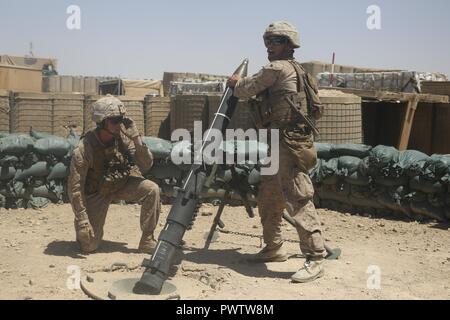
[227, 74, 241, 88]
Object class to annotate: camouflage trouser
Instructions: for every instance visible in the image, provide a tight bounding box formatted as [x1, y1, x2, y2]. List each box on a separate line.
[75, 176, 160, 252]
[257, 142, 326, 260]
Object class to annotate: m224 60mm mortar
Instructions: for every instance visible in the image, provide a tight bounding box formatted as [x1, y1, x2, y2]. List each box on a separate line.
[133, 59, 249, 295]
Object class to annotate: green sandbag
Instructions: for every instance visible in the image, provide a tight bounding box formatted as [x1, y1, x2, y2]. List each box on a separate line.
[374, 175, 409, 187]
[0, 156, 19, 167]
[32, 185, 61, 202]
[398, 150, 429, 177]
[322, 175, 339, 185]
[369, 145, 399, 168]
[410, 201, 445, 221]
[142, 137, 173, 160]
[0, 132, 9, 139]
[318, 158, 338, 183]
[0, 166, 16, 181]
[34, 137, 71, 158]
[0, 134, 34, 156]
[331, 144, 372, 158]
[422, 155, 450, 181]
[27, 197, 50, 209]
[409, 176, 445, 194]
[220, 140, 268, 161]
[314, 143, 333, 159]
[47, 162, 69, 181]
[345, 172, 371, 186]
[147, 162, 183, 180]
[29, 128, 53, 140]
[15, 162, 51, 181]
[427, 193, 445, 208]
[337, 156, 362, 177]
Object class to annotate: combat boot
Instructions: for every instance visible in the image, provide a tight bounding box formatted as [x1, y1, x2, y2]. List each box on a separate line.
[249, 243, 288, 263]
[138, 234, 157, 254]
[291, 259, 324, 283]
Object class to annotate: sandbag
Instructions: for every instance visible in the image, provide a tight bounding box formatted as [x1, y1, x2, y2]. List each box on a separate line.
[47, 162, 69, 181]
[142, 137, 173, 160]
[398, 150, 429, 177]
[0, 156, 19, 167]
[29, 128, 53, 140]
[337, 156, 362, 177]
[314, 143, 333, 159]
[0, 166, 16, 181]
[368, 145, 400, 169]
[409, 176, 445, 194]
[0, 133, 9, 139]
[0, 135, 34, 156]
[422, 155, 450, 182]
[331, 144, 372, 158]
[34, 137, 72, 158]
[15, 162, 51, 181]
[220, 140, 268, 163]
[374, 175, 409, 187]
[146, 162, 183, 180]
[345, 171, 371, 186]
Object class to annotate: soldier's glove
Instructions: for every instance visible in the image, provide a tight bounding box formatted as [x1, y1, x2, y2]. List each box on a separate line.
[76, 220, 95, 243]
[122, 117, 140, 139]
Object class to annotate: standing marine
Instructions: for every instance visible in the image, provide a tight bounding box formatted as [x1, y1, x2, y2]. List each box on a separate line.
[227, 21, 327, 283]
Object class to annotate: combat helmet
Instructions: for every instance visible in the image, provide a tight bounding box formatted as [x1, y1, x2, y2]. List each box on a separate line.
[263, 21, 301, 48]
[91, 94, 126, 124]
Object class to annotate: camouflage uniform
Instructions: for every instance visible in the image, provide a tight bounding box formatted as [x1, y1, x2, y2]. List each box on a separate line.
[68, 96, 160, 253]
[234, 58, 327, 261]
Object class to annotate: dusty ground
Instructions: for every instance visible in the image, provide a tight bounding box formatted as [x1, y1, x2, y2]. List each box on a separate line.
[0, 203, 449, 300]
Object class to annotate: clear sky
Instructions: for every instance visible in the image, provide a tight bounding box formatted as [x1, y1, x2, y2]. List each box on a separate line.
[1, 0, 449, 79]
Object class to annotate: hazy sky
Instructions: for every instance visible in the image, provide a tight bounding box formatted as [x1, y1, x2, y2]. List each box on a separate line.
[1, 0, 449, 79]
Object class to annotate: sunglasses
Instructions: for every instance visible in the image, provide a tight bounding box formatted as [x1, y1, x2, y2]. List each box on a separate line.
[109, 117, 123, 125]
[264, 37, 288, 47]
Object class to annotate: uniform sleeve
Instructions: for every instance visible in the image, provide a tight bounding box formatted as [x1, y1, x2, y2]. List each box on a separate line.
[124, 135, 154, 174]
[68, 143, 90, 223]
[233, 62, 283, 98]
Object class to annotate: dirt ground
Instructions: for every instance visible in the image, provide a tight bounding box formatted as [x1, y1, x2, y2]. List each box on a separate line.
[0, 203, 449, 300]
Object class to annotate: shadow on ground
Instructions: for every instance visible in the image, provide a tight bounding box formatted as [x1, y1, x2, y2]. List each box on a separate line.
[44, 240, 139, 259]
[181, 247, 297, 280]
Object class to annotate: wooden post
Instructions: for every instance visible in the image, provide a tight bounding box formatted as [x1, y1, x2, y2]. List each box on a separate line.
[398, 95, 420, 151]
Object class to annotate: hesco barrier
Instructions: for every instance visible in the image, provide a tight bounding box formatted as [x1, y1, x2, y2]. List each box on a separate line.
[118, 96, 145, 136]
[11, 92, 53, 135]
[316, 90, 362, 144]
[207, 95, 255, 131]
[144, 96, 171, 139]
[52, 94, 84, 137]
[0, 90, 9, 133]
[170, 95, 209, 133]
[83, 95, 101, 133]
